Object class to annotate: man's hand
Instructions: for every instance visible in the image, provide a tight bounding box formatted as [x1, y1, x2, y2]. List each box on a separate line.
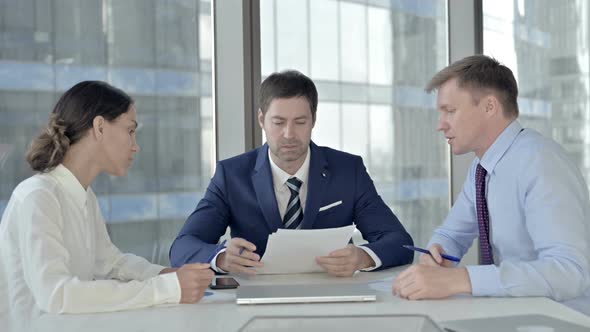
[217, 238, 263, 275]
[177, 263, 215, 304]
[316, 244, 375, 277]
[419, 244, 455, 267]
[392, 264, 472, 300]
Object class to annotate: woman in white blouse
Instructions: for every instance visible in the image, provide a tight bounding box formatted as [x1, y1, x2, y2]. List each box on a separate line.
[0, 81, 214, 318]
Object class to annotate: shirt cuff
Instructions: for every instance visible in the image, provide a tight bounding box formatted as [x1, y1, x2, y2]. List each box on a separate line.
[465, 264, 505, 297]
[209, 248, 228, 274]
[356, 245, 382, 271]
[153, 271, 182, 304]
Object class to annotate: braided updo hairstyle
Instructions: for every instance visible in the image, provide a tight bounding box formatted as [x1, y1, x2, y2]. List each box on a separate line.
[26, 81, 133, 172]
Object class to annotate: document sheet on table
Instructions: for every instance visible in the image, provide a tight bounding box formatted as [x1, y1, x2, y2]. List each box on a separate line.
[257, 225, 357, 274]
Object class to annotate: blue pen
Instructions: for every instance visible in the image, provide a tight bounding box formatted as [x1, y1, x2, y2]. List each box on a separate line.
[403, 245, 461, 262]
[206, 239, 227, 263]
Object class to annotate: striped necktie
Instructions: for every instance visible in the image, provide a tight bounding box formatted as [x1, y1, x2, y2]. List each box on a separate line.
[475, 164, 494, 265]
[283, 177, 303, 229]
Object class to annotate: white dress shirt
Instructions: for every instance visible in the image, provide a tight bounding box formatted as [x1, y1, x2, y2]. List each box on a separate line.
[0, 165, 181, 318]
[212, 146, 382, 272]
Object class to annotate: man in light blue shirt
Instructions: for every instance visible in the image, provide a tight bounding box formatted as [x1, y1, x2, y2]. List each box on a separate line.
[393, 55, 590, 314]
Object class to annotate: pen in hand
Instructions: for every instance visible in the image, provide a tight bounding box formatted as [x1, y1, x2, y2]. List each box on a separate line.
[403, 245, 461, 263]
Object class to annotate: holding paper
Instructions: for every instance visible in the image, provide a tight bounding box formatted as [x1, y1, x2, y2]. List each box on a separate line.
[169, 71, 414, 277]
[257, 225, 356, 274]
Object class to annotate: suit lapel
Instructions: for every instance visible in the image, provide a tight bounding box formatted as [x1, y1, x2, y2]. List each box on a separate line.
[301, 142, 329, 229]
[252, 144, 283, 233]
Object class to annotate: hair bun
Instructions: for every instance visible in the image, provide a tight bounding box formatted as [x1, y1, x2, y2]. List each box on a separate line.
[47, 113, 68, 140]
[26, 113, 71, 172]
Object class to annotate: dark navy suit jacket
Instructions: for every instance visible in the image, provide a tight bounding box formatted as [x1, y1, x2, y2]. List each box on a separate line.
[170, 142, 413, 270]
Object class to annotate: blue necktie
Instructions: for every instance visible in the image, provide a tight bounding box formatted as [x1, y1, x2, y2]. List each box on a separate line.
[283, 177, 303, 229]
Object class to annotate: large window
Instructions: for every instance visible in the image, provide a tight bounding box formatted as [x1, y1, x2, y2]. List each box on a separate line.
[261, 0, 450, 247]
[0, 0, 213, 265]
[483, 0, 590, 188]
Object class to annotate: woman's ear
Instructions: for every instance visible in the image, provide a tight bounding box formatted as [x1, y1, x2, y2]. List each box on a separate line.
[92, 116, 105, 140]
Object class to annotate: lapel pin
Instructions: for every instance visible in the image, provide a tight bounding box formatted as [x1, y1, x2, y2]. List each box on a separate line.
[321, 172, 327, 178]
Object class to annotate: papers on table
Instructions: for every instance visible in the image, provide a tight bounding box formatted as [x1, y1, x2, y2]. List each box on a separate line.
[257, 225, 356, 275]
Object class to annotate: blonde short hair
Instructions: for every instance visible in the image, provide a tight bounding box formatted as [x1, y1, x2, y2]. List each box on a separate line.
[425, 55, 519, 118]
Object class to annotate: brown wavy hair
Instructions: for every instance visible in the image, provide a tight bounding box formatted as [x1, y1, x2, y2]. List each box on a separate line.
[26, 81, 133, 172]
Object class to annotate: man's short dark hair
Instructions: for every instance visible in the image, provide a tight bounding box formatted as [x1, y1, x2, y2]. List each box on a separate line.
[259, 70, 318, 121]
[425, 55, 519, 118]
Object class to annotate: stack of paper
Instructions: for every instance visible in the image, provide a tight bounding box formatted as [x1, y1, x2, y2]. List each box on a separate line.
[257, 225, 356, 274]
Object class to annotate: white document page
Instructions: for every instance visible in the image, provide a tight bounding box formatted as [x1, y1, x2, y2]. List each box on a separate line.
[257, 225, 356, 274]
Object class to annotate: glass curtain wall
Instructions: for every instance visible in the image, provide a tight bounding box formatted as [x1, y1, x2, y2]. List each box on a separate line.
[483, 0, 590, 189]
[260, 0, 450, 248]
[0, 0, 213, 265]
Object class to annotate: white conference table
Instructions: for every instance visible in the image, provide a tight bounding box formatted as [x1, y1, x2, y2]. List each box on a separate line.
[25, 266, 590, 331]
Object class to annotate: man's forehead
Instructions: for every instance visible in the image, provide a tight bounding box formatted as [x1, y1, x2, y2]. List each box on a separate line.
[439, 77, 461, 91]
[267, 99, 312, 116]
[268, 96, 310, 106]
[269, 112, 309, 117]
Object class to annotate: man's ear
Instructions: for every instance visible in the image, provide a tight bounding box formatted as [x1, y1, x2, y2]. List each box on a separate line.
[92, 116, 105, 140]
[485, 95, 501, 117]
[257, 109, 265, 129]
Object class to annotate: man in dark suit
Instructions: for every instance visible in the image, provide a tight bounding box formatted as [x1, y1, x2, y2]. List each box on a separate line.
[170, 70, 413, 276]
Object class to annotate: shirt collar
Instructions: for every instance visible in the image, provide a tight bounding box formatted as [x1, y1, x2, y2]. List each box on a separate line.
[50, 164, 89, 209]
[478, 120, 523, 174]
[268, 146, 311, 191]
